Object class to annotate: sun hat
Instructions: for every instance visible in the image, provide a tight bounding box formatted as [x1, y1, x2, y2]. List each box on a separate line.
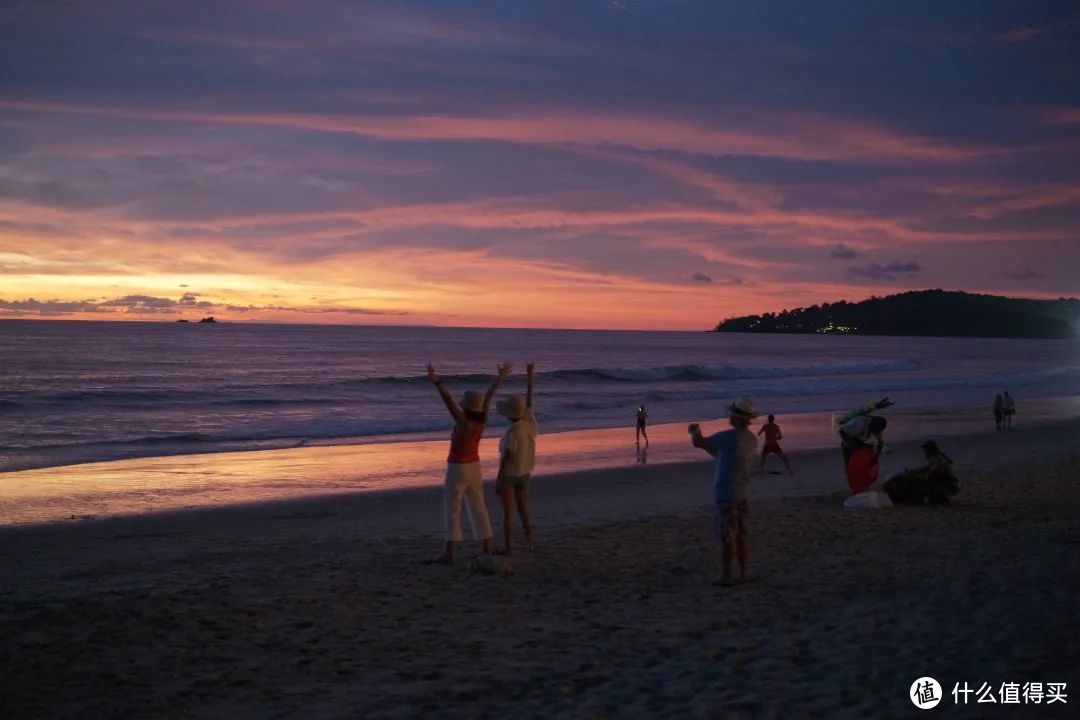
[728, 397, 759, 420]
[461, 390, 485, 414]
[496, 394, 526, 420]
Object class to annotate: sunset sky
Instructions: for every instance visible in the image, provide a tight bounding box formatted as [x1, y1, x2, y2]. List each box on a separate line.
[1, 1, 1078, 329]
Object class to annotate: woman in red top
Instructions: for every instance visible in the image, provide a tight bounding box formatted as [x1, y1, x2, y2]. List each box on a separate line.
[427, 361, 512, 564]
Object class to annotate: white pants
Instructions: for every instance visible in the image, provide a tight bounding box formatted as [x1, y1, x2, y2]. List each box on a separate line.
[443, 461, 492, 542]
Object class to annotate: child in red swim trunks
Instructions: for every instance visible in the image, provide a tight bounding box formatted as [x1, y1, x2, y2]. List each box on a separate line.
[757, 414, 794, 475]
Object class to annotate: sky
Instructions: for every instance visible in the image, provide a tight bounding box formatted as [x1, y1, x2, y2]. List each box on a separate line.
[1, 1, 1078, 330]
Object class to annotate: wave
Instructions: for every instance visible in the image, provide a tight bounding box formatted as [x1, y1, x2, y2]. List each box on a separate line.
[0, 417, 457, 454]
[561, 365, 1080, 411]
[265, 359, 923, 387]
[549, 359, 920, 383]
[635, 365, 1080, 404]
[5, 388, 340, 408]
[1, 359, 920, 409]
[337, 359, 921, 386]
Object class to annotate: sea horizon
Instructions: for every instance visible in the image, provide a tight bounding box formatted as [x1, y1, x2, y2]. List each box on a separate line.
[3, 320, 1078, 475]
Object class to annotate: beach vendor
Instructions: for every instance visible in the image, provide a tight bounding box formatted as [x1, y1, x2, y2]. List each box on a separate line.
[838, 397, 894, 494]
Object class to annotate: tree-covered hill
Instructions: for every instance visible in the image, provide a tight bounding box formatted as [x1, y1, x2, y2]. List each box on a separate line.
[714, 290, 1080, 338]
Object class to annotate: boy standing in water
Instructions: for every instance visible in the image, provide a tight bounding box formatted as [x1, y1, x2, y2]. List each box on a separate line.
[757, 414, 794, 475]
[636, 405, 649, 447]
[689, 398, 758, 586]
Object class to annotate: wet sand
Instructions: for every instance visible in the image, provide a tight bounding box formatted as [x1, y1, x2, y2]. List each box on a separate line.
[2, 422, 1079, 718]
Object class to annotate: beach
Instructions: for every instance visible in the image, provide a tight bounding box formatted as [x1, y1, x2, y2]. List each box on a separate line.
[3, 421, 1078, 718]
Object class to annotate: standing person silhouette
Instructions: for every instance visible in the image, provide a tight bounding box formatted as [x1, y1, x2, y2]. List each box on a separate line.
[495, 362, 538, 560]
[426, 362, 512, 565]
[636, 405, 649, 447]
[689, 398, 758, 586]
[1001, 391, 1015, 429]
[993, 393, 1003, 431]
[757, 414, 794, 475]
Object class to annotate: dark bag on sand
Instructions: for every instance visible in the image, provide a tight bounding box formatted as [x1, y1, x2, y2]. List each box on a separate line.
[884, 471, 928, 504]
[885, 470, 960, 505]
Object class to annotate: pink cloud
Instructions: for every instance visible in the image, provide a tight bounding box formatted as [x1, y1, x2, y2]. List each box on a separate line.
[0, 100, 995, 164]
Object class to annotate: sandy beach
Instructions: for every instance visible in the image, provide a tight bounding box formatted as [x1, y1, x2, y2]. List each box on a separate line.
[2, 421, 1079, 718]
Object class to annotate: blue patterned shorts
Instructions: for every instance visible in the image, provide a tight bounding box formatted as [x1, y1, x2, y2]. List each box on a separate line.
[713, 499, 749, 543]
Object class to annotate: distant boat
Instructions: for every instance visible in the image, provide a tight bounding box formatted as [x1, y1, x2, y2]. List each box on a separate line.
[198, 317, 218, 324]
[176, 319, 189, 323]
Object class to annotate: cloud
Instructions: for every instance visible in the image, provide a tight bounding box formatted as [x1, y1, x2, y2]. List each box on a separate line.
[829, 243, 857, 259]
[1004, 268, 1044, 281]
[2, 1, 1080, 328]
[995, 27, 1048, 45]
[0, 294, 406, 318]
[96, 294, 180, 313]
[0, 100, 992, 165]
[98, 294, 176, 307]
[225, 304, 407, 316]
[0, 298, 102, 315]
[847, 260, 922, 281]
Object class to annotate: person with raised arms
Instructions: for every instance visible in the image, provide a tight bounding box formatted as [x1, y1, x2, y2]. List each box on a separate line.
[494, 362, 539, 560]
[426, 362, 512, 565]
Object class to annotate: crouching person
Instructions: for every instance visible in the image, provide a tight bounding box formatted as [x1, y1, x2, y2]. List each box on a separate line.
[884, 441, 960, 505]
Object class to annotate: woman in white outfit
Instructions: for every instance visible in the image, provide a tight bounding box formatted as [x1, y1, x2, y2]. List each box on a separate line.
[426, 362, 511, 564]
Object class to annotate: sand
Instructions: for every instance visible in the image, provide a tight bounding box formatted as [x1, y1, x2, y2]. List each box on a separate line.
[2, 422, 1079, 718]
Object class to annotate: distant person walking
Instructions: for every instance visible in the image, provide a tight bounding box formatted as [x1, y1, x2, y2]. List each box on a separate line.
[993, 393, 1004, 431]
[426, 362, 512, 564]
[838, 397, 894, 494]
[757, 414, 794, 475]
[495, 362, 538, 559]
[1001, 391, 1015, 429]
[636, 405, 649, 447]
[689, 398, 758, 586]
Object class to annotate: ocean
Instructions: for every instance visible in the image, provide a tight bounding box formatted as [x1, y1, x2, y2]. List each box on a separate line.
[2, 320, 1079, 474]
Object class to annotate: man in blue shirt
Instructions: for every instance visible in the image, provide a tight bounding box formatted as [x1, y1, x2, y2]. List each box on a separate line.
[689, 397, 758, 586]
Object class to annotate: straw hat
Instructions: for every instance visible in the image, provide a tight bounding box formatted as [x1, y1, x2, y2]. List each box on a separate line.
[496, 395, 526, 420]
[461, 390, 485, 414]
[728, 397, 759, 420]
